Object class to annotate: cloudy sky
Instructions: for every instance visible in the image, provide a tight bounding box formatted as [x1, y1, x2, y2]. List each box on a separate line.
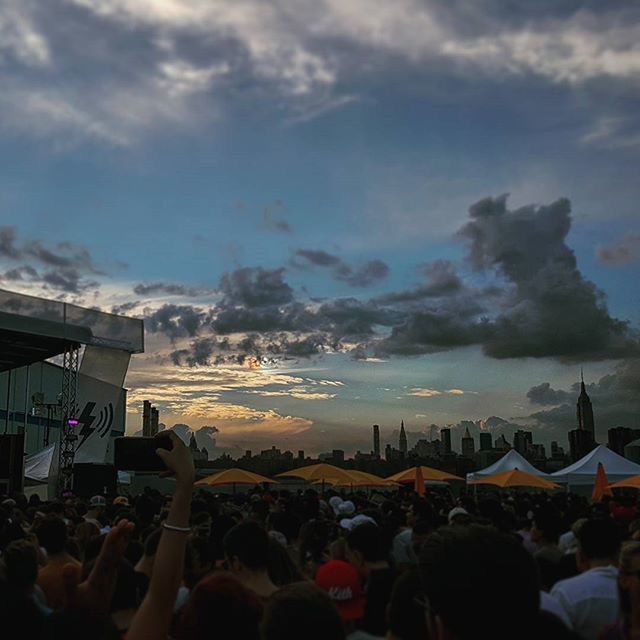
[1, 0, 639, 456]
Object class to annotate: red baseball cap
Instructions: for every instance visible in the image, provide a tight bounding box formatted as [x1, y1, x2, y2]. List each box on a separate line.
[315, 560, 365, 622]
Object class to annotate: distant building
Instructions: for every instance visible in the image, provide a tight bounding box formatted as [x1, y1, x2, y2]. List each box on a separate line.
[260, 446, 282, 460]
[412, 438, 440, 458]
[625, 439, 640, 464]
[399, 420, 408, 458]
[298, 450, 305, 461]
[189, 433, 207, 462]
[494, 435, 511, 451]
[608, 427, 640, 456]
[479, 432, 493, 452]
[550, 441, 565, 459]
[461, 428, 475, 458]
[440, 428, 452, 455]
[577, 371, 595, 438]
[373, 424, 380, 458]
[569, 429, 595, 462]
[530, 444, 546, 462]
[513, 430, 533, 455]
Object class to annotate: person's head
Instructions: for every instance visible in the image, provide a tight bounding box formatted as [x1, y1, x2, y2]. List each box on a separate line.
[267, 536, 303, 587]
[419, 525, 540, 640]
[345, 522, 382, 575]
[88, 495, 107, 514]
[224, 521, 270, 574]
[387, 569, 428, 640]
[411, 518, 434, 557]
[576, 517, 621, 570]
[74, 521, 100, 551]
[531, 506, 562, 545]
[2, 539, 38, 591]
[177, 573, 262, 640]
[407, 498, 435, 529]
[262, 582, 345, 640]
[315, 560, 365, 624]
[618, 540, 640, 620]
[36, 514, 68, 554]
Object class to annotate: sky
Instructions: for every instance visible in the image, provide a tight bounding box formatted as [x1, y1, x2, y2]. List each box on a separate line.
[0, 0, 639, 457]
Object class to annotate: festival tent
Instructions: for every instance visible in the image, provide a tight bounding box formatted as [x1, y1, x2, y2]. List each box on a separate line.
[551, 445, 640, 486]
[469, 469, 560, 490]
[278, 463, 355, 483]
[466, 449, 547, 482]
[315, 470, 399, 488]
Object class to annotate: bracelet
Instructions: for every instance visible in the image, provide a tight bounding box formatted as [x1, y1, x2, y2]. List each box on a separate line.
[162, 523, 191, 533]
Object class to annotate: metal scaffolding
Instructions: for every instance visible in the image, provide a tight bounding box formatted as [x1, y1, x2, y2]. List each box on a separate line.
[57, 345, 80, 493]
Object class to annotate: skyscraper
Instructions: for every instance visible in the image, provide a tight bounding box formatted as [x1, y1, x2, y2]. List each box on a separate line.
[479, 432, 493, 451]
[399, 420, 408, 457]
[577, 369, 595, 437]
[461, 428, 475, 458]
[513, 430, 533, 455]
[441, 428, 452, 455]
[373, 424, 380, 458]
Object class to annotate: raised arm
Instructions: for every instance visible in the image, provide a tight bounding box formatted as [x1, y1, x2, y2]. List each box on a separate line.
[127, 430, 195, 640]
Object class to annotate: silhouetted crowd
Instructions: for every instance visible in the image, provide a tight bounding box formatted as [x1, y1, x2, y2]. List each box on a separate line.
[2, 433, 640, 640]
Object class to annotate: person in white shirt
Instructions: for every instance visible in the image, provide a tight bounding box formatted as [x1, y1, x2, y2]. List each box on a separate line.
[551, 517, 622, 640]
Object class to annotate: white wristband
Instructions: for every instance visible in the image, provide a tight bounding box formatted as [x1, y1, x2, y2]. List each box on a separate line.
[162, 522, 191, 533]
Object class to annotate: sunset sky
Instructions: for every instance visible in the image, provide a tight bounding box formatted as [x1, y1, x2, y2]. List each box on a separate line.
[1, 1, 639, 456]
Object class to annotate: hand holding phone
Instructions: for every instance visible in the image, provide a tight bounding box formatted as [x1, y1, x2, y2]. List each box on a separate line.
[114, 436, 173, 472]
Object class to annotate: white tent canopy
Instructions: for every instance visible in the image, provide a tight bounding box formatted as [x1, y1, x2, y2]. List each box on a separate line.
[467, 449, 547, 482]
[551, 445, 640, 485]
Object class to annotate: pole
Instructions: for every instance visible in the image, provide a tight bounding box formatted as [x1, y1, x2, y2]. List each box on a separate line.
[21, 365, 30, 434]
[4, 369, 11, 434]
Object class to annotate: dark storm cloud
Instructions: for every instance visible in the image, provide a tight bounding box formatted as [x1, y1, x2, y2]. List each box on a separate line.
[170, 337, 231, 366]
[457, 195, 637, 360]
[529, 359, 640, 432]
[526, 382, 572, 406]
[145, 304, 208, 340]
[1, 265, 39, 281]
[0, 227, 20, 259]
[295, 249, 389, 288]
[377, 260, 463, 303]
[218, 267, 293, 307]
[134, 282, 209, 297]
[110, 301, 140, 315]
[0, 225, 105, 293]
[595, 233, 640, 266]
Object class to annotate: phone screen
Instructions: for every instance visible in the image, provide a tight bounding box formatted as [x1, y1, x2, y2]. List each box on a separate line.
[114, 436, 173, 472]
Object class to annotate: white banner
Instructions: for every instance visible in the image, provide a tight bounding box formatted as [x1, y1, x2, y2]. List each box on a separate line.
[73, 373, 124, 464]
[25, 443, 56, 481]
[70, 346, 130, 464]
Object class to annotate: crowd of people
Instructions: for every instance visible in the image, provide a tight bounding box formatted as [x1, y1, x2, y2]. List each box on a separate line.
[2, 430, 640, 640]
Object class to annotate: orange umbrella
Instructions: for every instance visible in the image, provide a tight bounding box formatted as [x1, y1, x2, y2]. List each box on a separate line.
[468, 469, 559, 490]
[387, 466, 463, 483]
[609, 476, 640, 489]
[277, 463, 355, 483]
[414, 465, 425, 496]
[196, 468, 275, 487]
[314, 470, 399, 488]
[592, 462, 613, 502]
[277, 463, 356, 492]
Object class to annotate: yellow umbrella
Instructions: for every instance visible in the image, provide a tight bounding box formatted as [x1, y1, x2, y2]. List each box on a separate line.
[277, 463, 356, 492]
[386, 466, 463, 483]
[469, 469, 559, 490]
[196, 468, 275, 489]
[315, 470, 399, 488]
[609, 476, 640, 489]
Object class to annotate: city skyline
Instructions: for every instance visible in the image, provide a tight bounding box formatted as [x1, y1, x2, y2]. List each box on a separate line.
[0, 2, 638, 456]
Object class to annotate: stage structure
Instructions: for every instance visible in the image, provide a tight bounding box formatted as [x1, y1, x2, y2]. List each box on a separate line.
[0, 289, 144, 493]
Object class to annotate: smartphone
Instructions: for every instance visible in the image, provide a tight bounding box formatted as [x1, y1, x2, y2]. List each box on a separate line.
[114, 436, 173, 472]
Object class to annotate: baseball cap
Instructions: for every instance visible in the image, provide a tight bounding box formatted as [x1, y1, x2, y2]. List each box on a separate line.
[448, 507, 469, 523]
[339, 514, 377, 531]
[113, 496, 130, 506]
[329, 496, 344, 514]
[315, 560, 365, 622]
[89, 495, 106, 507]
[337, 500, 355, 516]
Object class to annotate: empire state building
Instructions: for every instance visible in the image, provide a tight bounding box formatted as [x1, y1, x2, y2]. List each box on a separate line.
[577, 371, 595, 437]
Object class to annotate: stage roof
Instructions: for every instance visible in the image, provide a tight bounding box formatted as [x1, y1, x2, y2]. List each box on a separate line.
[0, 289, 144, 371]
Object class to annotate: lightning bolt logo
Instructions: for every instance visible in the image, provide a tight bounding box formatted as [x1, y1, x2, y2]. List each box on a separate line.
[76, 402, 97, 448]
